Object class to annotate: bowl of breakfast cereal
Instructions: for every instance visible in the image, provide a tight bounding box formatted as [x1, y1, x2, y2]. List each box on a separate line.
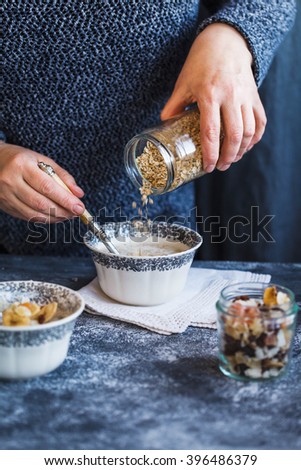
[0, 280, 85, 380]
[84, 221, 203, 306]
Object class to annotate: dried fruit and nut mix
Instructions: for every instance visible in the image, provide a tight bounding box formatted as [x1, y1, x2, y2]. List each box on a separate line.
[218, 286, 297, 380]
[1, 301, 58, 326]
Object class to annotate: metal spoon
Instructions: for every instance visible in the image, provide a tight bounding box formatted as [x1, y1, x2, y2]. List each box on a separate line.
[38, 162, 119, 255]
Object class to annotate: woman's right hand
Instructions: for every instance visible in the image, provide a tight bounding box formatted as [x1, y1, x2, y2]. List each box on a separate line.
[0, 142, 85, 222]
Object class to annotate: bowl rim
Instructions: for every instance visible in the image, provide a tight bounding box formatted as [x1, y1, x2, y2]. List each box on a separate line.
[83, 222, 203, 259]
[0, 280, 85, 332]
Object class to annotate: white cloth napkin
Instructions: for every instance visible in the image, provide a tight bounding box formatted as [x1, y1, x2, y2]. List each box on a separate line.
[79, 268, 271, 335]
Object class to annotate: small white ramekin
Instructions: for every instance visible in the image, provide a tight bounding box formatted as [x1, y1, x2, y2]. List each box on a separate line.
[0, 280, 85, 380]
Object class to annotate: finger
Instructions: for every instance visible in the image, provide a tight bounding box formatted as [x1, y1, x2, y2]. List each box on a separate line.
[3, 193, 68, 223]
[248, 104, 267, 148]
[24, 162, 85, 216]
[48, 159, 85, 197]
[217, 104, 243, 170]
[23, 151, 84, 198]
[161, 87, 192, 120]
[199, 101, 221, 172]
[234, 105, 255, 162]
[15, 179, 74, 219]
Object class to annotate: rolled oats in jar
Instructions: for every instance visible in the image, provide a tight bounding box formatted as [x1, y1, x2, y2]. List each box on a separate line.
[124, 106, 205, 196]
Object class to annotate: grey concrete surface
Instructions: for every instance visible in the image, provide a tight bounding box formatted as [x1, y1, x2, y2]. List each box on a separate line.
[0, 256, 300, 450]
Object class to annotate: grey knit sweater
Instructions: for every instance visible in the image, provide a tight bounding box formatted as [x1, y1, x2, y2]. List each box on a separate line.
[1, 0, 296, 256]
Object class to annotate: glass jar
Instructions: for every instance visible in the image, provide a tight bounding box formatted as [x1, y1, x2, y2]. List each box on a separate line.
[124, 107, 205, 195]
[216, 283, 298, 382]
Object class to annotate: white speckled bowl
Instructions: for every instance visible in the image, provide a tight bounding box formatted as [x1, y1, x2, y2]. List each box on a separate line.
[84, 221, 203, 306]
[0, 281, 85, 380]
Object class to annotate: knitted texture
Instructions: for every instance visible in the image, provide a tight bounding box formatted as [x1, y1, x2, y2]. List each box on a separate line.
[199, 0, 297, 86]
[1, 0, 296, 256]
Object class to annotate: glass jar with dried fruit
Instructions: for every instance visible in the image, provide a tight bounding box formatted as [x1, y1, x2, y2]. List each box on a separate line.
[216, 283, 298, 382]
[124, 106, 205, 196]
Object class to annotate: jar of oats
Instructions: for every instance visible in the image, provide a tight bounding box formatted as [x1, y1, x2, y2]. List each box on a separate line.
[124, 106, 205, 195]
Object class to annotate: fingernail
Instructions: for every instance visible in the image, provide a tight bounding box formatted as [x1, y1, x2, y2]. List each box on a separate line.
[73, 204, 84, 215]
[217, 164, 231, 171]
[204, 165, 215, 173]
[75, 185, 85, 196]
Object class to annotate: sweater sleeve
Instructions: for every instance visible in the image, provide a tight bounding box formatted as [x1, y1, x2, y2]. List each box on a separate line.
[197, 0, 297, 86]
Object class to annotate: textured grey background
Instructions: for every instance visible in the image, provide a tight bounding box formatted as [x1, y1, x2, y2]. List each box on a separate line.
[0, 256, 300, 450]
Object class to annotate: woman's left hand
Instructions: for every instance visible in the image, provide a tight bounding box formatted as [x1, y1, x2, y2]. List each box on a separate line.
[161, 23, 267, 173]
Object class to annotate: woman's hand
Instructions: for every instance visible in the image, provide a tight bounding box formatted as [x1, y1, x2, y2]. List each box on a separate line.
[0, 142, 85, 222]
[161, 23, 267, 172]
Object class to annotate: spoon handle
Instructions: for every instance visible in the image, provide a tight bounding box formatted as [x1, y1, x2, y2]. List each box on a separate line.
[37, 162, 119, 255]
